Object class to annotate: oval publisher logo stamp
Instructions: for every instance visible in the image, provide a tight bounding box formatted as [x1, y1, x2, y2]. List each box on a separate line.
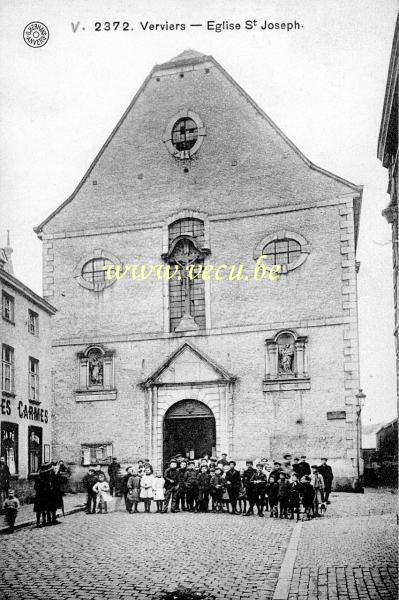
[23, 22, 49, 48]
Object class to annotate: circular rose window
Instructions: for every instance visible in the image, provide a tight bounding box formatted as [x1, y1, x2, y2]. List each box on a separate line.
[163, 110, 206, 159]
[171, 118, 198, 151]
[74, 249, 120, 291]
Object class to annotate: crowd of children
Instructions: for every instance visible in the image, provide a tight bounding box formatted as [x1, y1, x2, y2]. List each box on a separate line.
[0, 453, 333, 534]
[81, 453, 334, 520]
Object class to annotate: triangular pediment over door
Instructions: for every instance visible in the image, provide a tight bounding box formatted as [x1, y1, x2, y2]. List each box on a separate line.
[141, 342, 236, 387]
[141, 342, 236, 469]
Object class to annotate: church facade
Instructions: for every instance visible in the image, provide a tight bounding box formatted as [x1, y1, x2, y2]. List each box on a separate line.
[35, 50, 363, 489]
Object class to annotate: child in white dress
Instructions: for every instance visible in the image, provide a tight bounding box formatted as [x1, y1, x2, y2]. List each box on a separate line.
[140, 467, 155, 513]
[92, 473, 111, 513]
[152, 470, 165, 513]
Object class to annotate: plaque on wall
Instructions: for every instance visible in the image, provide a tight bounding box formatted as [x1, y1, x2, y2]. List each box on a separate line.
[327, 411, 347, 420]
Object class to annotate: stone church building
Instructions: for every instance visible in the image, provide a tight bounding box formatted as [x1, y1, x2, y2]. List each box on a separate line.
[35, 50, 363, 489]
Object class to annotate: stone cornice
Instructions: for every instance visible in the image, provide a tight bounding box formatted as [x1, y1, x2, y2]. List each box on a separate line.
[38, 194, 358, 241]
[51, 315, 355, 347]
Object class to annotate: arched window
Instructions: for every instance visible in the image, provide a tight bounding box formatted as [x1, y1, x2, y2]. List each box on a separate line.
[164, 218, 209, 332]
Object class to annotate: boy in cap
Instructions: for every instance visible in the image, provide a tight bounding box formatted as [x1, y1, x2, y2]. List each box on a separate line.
[242, 460, 256, 515]
[300, 475, 314, 520]
[266, 475, 279, 517]
[196, 464, 211, 512]
[122, 466, 133, 510]
[288, 473, 301, 521]
[82, 467, 98, 514]
[184, 461, 199, 511]
[210, 466, 225, 512]
[277, 472, 290, 518]
[248, 463, 267, 517]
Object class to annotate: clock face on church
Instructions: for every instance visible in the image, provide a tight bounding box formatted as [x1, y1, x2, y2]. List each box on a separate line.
[163, 110, 206, 159]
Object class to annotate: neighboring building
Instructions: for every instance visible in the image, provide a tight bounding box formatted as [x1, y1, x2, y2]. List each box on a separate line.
[0, 236, 56, 500]
[362, 422, 383, 487]
[378, 13, 399, 409]
[376, 418, 398, 486]
[35, 50, 363, 489]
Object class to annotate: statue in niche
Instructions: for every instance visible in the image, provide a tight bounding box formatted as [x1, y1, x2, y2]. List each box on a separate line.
[89, 351, 103, 385]
[279, 343, 294, 374]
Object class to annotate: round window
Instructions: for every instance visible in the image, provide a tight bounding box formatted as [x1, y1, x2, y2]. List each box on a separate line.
[81, 258, 110, 285]
[171, 117, 198, 151]
[263, 239, 301, 268]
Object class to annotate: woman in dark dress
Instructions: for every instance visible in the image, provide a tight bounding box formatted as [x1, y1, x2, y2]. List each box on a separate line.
[33, 463, 53, 527]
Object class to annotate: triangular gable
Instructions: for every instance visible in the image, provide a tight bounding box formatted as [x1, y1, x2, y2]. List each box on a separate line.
[141, 342, 236, 387]
[34, 50, 362, 236]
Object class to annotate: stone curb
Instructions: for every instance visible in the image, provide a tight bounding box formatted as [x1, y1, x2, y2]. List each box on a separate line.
[272, 521, 302, 600]
[0, 505, 86, 534]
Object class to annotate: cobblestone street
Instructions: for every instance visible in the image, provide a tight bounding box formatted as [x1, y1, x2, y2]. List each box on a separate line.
[0, 489, 397, 600]
[288, 489, 398, 600]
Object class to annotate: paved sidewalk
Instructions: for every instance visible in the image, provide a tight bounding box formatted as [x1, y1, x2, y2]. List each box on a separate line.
[0, 492, 86, 533]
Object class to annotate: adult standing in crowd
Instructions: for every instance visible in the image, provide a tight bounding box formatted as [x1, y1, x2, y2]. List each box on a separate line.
[163, 459, 180, 513]
[0, 457, 11, 504]
[318, 458, 334, 504]
[298, 456, 311, 478]
[310, 465, 325, 517]
[108, 457, 121, 496]
[219, 453, 229, 467]
[56, 460, 71, 495]
[291, 457, 301, 476]
[33, 463, 62, 527]
[225, 460, 241, 514]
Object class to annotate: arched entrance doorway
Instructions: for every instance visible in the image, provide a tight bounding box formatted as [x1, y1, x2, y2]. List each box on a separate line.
[163, 400, 216, 466]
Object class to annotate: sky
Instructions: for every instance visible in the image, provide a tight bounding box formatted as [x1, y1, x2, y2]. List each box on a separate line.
[0, 0, 398, 427]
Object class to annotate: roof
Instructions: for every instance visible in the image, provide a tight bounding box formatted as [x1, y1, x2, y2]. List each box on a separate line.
[0, 268, 57, 315]
[362, 422, 384, 449]
[34, 49, 363, 236]
[159, 49, 206, 67]
[376, 418, 398, 435]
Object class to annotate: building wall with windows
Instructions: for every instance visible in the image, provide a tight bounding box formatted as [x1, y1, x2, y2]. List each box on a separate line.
[35, 50, 363, 489]
[0, 248, 56, 500]
[378, 13, 399, 412]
